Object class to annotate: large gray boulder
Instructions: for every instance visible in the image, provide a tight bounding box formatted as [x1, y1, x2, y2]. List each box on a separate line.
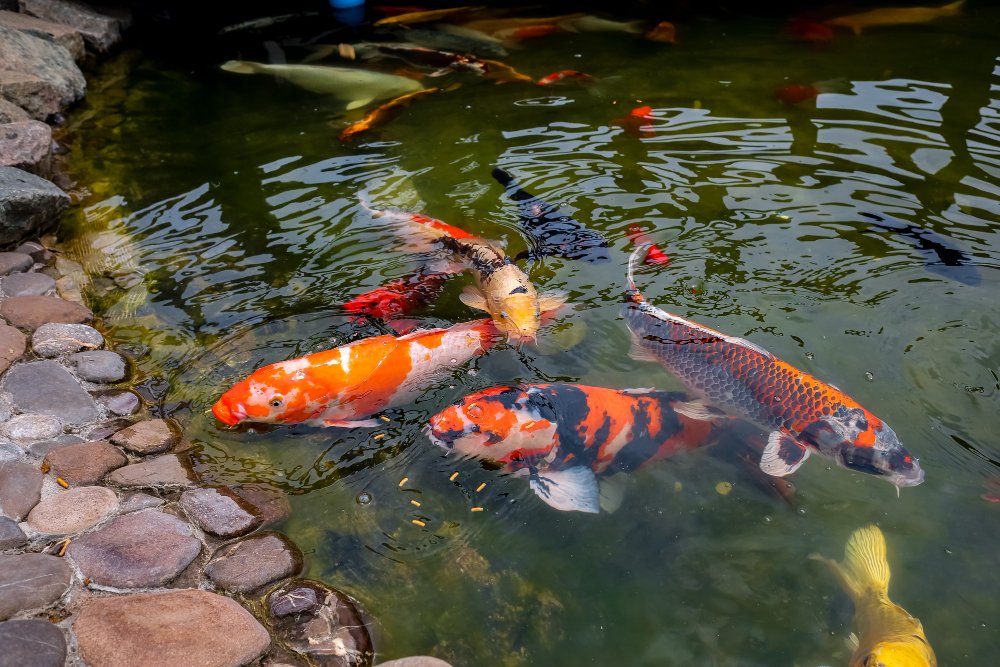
[0, 120, 53, 176]
[0, 25, 84, 119]
[0, 167, 68, 246]
[0, 9, 85, 61]
[19, 0, 121, 53]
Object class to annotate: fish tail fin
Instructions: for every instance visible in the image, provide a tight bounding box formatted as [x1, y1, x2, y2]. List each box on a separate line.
[944, 0, 966, 15]
[811, 524, 891, 603]
[220, 60, 258, 74]
[627, 243, 651, 294]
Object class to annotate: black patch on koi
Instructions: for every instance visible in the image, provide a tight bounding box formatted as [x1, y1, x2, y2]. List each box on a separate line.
[840, 447, 885, 477]
[509, 286, 529, 294]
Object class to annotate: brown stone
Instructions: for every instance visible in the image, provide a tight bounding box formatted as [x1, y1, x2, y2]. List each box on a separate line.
[20, 0, 122, 53]
[0, 295, 92, 330]
[205, 531, 303, 593]
[106, 453, 196, 488]
[0, 98, 30, 124]
[0, 9, 85, 60]
[0, 323, 27, 374]
[0, 460, 42, 520]
[25, 485, 118, 535]
[0, 619, 67, 667]
[66, 508, 201, 588]
[232, 483, 292, 527]
[74, 590, 270, 667]
[0, 120, 52, 175]
[43, 439, 126, 485]
[0, 553, 72, 620]
[179, 486, 262, 538]
[110, 418, 176, 455]
[0, 69, 62, 121]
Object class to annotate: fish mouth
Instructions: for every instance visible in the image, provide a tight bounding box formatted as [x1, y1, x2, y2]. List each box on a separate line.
[893, 463, 925, 488]
[211, 401, 246, 426]
[423, 423, 451, 451]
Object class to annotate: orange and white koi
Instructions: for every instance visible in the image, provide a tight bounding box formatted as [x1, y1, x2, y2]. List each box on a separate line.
[339, 88, 440, 141]
[623, 245, 924, 489]
[536, 69, 594, 86]
[361, 200, 566, 342]
[212, 319, 498, 429]
[428, 383, 723, 512]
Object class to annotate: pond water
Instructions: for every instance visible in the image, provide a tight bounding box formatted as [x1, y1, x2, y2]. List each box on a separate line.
[62, 5, 999, 665]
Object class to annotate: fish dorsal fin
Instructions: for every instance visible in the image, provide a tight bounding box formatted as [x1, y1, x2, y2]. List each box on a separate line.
[537, 291, 568, 313]
[672, 399, 727, 422]
[459, 286, 489, 312]
[529, 466, 600, 513]
[621, 387, 656, 395]
[599, 473, 628, 513]
[842, 524, 891, 597]
[759, 431, 810, 477]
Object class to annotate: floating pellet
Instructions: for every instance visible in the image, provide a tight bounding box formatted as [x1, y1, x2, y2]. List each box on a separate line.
[475, 482, 486, 493]
[470, 507, 484, 512]
[398, 477, 409, 487]
[372, 433, 385, 441]
[715, 481, 733, 496]
[411, 519, 426, 527]
[449, 472, 459, 481]
[381, 415, 391, 422]
[410, 499, 421, 507]
[56, 477, 69, 489]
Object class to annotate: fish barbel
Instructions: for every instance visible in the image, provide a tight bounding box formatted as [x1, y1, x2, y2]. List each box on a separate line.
[623, 245, 924, 489]
[810, 525, 936, 667]
[212, 319, 498, 429]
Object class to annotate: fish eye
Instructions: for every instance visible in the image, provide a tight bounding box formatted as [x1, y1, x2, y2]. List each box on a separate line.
[534, 309, 541, 317]
[270, 397, 283, 408]
[500, 310, 509, 318]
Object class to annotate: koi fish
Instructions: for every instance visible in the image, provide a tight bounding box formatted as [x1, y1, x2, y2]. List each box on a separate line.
[826, 0, 965, 34]
[459, 14, 583, 38]
[361, 200, 566, 342]
[427, 383, 723, 513]
[810, 525, 936, 667]
[560, 15, 648, 34]
[611, 105, 657, 138]
[493, 24, 565, 42]
[394, 25, 510, 59]
[341, 268, 453, 321]
[859, 212, 980, 286]
[536, 70, 594, 86]
[492, 167, 610, 264]
[644, 21, 677, 43]
[212, 319, 498, 429]
[626, 224, 670, 265]
[623, 245, 924, 489]
[785, 18, 835, 43]
[475, 58, 535, 84]
[775, 84, 820, 105]
[334, 41, 484, 75]
[339, 88, 440, 141]
[219, 61, 423, 110]
[374, 5, 483, 27]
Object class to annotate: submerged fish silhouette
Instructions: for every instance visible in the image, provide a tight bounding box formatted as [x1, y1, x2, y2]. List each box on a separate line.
[492, 167, 611, 264]
[859, 212, 980, 286]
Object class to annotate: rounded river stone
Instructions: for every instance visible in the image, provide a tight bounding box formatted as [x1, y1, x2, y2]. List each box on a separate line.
[1, 271, 55, 297]
[0, 619, 67, 667]
[232, 483, 292, 527]
[26, 485, 118, 535]
[0, 516, 27, 549]
[0, 441, 21, 463]
[205, 531, 303, 593]
[0, 295, 93, 330]
[74, 589, 270, 667]
[68, 350, 126, 383]
[0, 252, 32, 276]
[267, 579, 374, 667]
[31, 322, 103, 357]
[109, 418, 176, 455]
[42, 439, 126, 485]
[0, 324, 27, 374]
[66, 508, 201, 588]
[92, 389, 141, 416]
[119, 491, 164, 513]
[1, 413, 62, 442]
[1, 359, 99, 425]
[179, 486, 263, 538]
[0, 460, 42, 520]
[106, 453, 196, 489]
[0, 553, 72, 620]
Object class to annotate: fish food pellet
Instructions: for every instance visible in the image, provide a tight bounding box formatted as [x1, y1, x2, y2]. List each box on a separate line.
[410, 499, 421, 507]
[475, 482, 486, 493]
[56, 477, 70, 489]
[449, 471, 459, 481]
[398, 477, 409, 487]
[411, 519, 426, 527]
[470, 507, 484, 512]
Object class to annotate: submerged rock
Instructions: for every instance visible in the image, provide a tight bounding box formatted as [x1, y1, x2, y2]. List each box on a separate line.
[74, 589, 270, 667]
[43, 439, 127, 485]
[267, 579, 374, 667]
[0, 167, 68, 246]
[231, 483, 292, 527]
[0, 553, 72, 620]
[67, 508, 201, 588]
[0, 618, 67, 667]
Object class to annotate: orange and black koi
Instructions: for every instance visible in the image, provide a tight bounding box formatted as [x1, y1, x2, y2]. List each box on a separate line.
[492, 167, 610, 264]
[427, 383, 723, 512]
[626, 224, 669, 266]
[623, 245, 924, 489]
[342, 268, 453, 321]
[339, 88, 439, 141]
[536, 70, 594, 86]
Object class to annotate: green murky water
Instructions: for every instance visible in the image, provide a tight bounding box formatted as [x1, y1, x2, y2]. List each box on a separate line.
[63, 6, 999, 665]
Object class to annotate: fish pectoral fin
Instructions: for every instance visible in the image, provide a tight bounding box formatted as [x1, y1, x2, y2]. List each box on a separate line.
[627, 330, 660, 363]
[346, 97, 375, 110]
[537, 291, 568, 313]
[529, 466, 600, 513]
[318, 418, 380, 428]
[673, 399, 727, 422]
[847, 632, 860, 650]
[598, 473, 628, 513]
[759, 431, 810, 477]
[458, 286, 489, 312]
